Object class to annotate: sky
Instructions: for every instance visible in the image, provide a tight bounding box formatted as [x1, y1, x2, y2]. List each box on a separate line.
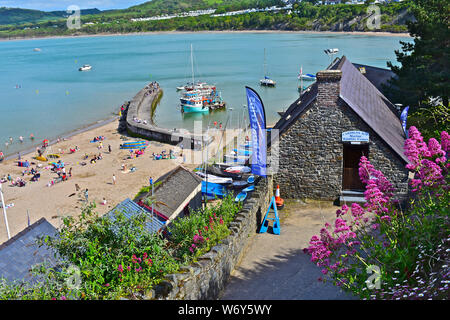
[0, 0, 147, 11]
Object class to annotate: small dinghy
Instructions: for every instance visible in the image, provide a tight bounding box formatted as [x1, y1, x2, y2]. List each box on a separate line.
[195, 171, 232, 184]
[202, 181, 228, 199]
[225, 153, 249, 163]
[225, 166, 251, 174]
[242, 185, 255, 192]
[235, 191, 247, 203]
[231, 180, 248, 190]
[233, 148, 252, 156]
[207, 165, 242, 179]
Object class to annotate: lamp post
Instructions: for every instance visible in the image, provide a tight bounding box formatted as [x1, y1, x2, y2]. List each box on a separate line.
[0, 183, 11, 240]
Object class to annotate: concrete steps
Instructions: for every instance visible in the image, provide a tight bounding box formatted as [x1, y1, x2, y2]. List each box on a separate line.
[339, 190, 365, 205]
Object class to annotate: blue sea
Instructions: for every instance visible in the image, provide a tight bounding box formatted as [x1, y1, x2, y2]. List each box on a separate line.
[0, 32, 411, 156]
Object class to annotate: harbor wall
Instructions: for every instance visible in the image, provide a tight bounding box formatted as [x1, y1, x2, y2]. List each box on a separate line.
[124, 83, 213, 150]
[146, 175, 273, 300]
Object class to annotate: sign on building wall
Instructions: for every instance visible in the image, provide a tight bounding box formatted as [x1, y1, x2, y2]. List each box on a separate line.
[342, 131, 369, 143]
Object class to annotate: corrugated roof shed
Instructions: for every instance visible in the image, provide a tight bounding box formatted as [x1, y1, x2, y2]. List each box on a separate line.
[105, 198, 165, 234]
[136, 166, 202, 221]
[0, 218, 59, 283]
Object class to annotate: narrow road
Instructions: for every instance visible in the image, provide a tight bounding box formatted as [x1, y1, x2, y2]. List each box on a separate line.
[219, 200, 356, 300]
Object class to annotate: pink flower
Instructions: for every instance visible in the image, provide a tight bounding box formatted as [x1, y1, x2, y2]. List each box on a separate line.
[117, 264, 124, 273]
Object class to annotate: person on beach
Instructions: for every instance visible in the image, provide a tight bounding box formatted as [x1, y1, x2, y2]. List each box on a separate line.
[108, 145, 112, 153]
[84, 189, 89, 203]
[0, 151, 4, 162]
[112, 174, 116, 185]
[9, 137, 13, 144]
[69, 167, 72, 177]
[19, 136, 24, 143]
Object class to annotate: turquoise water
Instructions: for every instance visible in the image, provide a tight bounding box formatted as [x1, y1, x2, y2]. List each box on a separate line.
[0, 32, 410, 156]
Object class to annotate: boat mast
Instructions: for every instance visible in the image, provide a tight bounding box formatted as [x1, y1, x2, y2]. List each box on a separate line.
[300, 65, 303, 96]
[263, 48, 267, 78]
[190, 43, 195, 86]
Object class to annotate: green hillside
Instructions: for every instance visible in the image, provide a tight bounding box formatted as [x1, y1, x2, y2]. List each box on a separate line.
[0, 0, 414, 39]
[0, 7, 101, 25]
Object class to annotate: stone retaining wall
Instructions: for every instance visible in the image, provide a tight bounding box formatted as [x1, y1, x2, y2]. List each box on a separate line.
[146, 175, 273, 300]
[125, 84, 213, 150]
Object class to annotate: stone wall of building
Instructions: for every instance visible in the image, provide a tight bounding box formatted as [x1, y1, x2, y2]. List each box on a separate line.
[145, 176, 273, 300]
[274, 71, 409, 202]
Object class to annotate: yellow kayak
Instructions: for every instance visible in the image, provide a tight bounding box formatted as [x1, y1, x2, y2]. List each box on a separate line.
[35, 156, 47, 161]
[47, 154, 60, 159]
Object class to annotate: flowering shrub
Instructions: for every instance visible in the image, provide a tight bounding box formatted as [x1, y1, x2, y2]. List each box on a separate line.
[305, 127, 449, 300]
[0, 204, 179, 300]
[0, 194, 242, 299]
[169, 194, 241, 263]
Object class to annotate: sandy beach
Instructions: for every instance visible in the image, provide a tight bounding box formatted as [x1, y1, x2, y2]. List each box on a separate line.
[0, 117, 242, 243]
[0, 29, 411, 42]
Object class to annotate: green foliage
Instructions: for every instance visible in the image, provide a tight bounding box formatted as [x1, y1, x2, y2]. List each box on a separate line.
[0, 193, 243, 299]
[408, 103, 450, 141]
[0, 7, 101, 26]
[386, 0, 450, 109]
[0, 1, 413, 39]
[168, 194, 241, 263]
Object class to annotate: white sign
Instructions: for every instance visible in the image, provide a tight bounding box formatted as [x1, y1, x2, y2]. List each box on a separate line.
[342, 131, 369, 142]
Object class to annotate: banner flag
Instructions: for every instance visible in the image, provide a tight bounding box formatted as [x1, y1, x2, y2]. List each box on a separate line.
[400, 106, 409, 137]
[245, 86, 267, 177]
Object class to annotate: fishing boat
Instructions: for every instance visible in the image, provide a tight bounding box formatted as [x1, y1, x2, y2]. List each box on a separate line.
[79, 64, 92, 71]
[33, 48, 41, 52]
[260, 48, 276, 87]
[181, 95, 209, 113]
[179, 44, 226, 113]
[195, 171, 233, 184]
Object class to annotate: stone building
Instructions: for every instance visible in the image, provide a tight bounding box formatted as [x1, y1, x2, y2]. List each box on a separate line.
[271, 56, 409, 203]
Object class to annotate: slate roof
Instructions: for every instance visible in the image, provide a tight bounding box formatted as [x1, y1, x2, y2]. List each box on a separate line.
[272, 56, 408, 163]
[105, 198, 165, 234]
[136, 166, 202, 220]
[0, 218, 59, 283]
[352, 63, 396, 94]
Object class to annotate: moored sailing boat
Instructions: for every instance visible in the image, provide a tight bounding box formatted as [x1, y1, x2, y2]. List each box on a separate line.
[260, 48, 276, 87]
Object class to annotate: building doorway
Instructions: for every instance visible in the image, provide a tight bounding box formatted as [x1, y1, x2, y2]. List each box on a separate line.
[342, 143, 369, 191]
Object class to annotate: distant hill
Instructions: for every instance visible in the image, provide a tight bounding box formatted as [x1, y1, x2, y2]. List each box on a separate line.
[104, 0, 284, 17]
[0, 7, 102, 25]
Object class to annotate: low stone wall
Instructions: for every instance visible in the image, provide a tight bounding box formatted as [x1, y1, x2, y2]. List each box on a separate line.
[146, 175, 273, 300]
[126, 84, 213, 150]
